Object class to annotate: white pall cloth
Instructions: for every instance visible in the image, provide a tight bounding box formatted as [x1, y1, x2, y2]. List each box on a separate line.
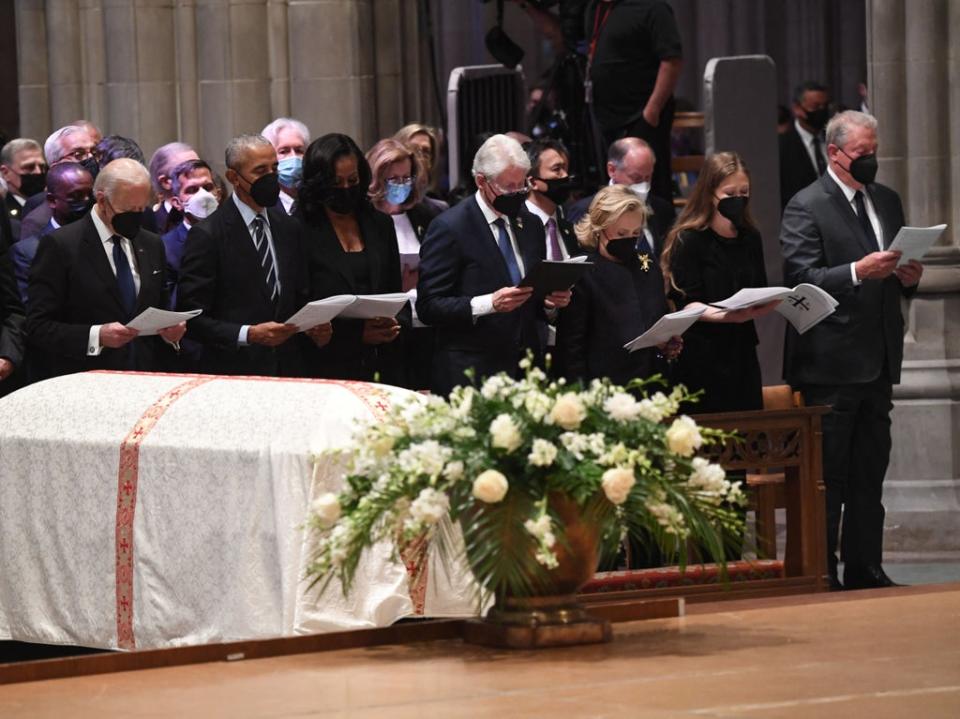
[0, 372, 478, 650]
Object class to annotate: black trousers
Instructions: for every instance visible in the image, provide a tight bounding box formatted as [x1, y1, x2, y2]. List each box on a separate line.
[800, 377, 894, 574]
[602, 96, 676, 206]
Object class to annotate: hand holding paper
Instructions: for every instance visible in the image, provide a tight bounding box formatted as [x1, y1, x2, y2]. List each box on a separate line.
[624, 306, 705, 352]
[127, 308, 202, 336]
[887, 224, 946, 266]
[285, 295, 356, 331]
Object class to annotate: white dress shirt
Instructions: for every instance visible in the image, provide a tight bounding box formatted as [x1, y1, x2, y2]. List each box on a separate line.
[471, 190, 526, 318]
[826, 165, 884, 285]
[233, 193, 282, 345]
[279, 190, 296, 215]
[795, 119, 827, 175]
[391, 212, 426, 327]
[87, 207, 142, 356]
[525, 199, 570, 261]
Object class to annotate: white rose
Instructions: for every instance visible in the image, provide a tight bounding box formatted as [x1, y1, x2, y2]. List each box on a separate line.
[312, 492, 341, 527]
[688, 456, 727, 498]
[409, 487, 450, 525]
[601, 467, 636, 505]
[472, 469, 509, 503]
[443, 460, 465, 481]
[549, 392, 587, 430]
[527, 438, 558, 467]
[603, 392, 642, 422]
[665, 415, 703, 457]
[489, 414, 523, 453]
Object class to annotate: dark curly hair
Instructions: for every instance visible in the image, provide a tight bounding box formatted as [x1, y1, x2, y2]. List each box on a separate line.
[298, 133, 372, 224]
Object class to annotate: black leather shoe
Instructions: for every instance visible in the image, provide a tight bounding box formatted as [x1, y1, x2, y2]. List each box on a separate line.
[844, 564, 905, 589]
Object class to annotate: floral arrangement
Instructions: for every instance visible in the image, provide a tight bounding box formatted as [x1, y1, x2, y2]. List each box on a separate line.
[306, 360, 745, 601]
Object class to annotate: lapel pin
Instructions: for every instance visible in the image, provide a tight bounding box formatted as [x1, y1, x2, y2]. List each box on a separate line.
[638, 253, 652, 272]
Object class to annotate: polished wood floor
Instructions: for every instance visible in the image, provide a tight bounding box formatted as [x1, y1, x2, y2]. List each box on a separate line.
[1, 585, 958, 718]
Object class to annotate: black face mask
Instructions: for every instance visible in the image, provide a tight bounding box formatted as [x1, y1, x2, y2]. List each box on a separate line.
[19, 171, 47, 197]
[606, 235, 640, 264]
[803, 107, 830, 132]
[491, 189, 528, 218]
[63, 196, 94, 224]
[535, 176, 576, 205]
[106, 198, 143, 239]
[322, 185, 365, 215]
[80, 156, 100, 181]
[242, 172, 281, 208]
[840, 149, 878, 185]
[717, 196, 748, 229]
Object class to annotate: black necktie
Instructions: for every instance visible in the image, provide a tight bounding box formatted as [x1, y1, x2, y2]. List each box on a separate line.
[853, 191, 879, 249]
[111, 235, 137, 319]
[811, 136, 827, 175]
[252, 215, 279, 302]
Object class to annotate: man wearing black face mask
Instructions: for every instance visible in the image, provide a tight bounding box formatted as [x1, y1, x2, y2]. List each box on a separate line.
[779, 81, 831, 211]
[781, 111, 924, 591]
[177, 134, 315, 377]
[0, 138, 47, 227]
[525, 139, 580, 262]
[11, 162, 94, 304]
[418, 134, 571, 395]
[26, 159, 184, 379]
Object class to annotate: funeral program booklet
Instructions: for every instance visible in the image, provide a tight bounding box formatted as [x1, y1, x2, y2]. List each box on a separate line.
[127, 308, 202, 335]
[887, 224, 947, 266]
[519, 257, 592, 295]
[624, 305, 706, 352]
[711, 284, 839, 334]
[337, 293, 411, 319]
[285, 295, 357, 331]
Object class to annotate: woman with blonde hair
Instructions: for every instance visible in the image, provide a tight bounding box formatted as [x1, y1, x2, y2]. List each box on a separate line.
[556, 184, 681, 385]
[660, 151, 778, 413]
[394, 123, 447, 208]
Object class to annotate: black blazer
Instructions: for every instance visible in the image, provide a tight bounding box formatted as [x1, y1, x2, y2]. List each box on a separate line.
[176, 198, 310, 377]
[26, 214, 173, 377]
[416, 195, 546, 395]
[0, 243, 24, 366]
[302, 203, 405, 382]
[779, 125, 820, 210]
[556, 251, 668, 386]
[781, 173, 913, 387]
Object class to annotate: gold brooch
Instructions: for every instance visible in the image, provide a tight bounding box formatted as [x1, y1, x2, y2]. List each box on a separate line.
[515, 216, 524, 230]
[638, 253, 652, 272]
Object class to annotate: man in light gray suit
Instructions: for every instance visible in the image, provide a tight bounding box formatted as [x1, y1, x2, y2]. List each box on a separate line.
[780, 110, 923, 591]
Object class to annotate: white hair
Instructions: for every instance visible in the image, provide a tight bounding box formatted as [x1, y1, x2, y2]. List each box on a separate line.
[94, 158, 151, 201]
[43, 125, 87, 165]
[261, 117, 310, 148]
[471, 134, 530, 180]
[826, 110, 877, 149]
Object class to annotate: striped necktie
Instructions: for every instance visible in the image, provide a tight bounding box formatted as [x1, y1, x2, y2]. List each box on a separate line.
[252, 214, 279, 302]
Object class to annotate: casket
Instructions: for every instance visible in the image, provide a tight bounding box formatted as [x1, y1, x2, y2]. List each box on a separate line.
[0, 372, 477, 651]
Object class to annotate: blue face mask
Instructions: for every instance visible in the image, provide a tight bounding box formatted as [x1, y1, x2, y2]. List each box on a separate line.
[385, 179, 413, 206]
[277, 156, 303, 189]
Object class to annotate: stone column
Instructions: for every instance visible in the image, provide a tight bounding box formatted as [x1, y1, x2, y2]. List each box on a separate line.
[867, 0, 960, 562]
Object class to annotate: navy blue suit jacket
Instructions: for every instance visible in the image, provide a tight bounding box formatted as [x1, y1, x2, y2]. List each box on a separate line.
[161, 222, 190, 309]
[11, 219, 57, 304]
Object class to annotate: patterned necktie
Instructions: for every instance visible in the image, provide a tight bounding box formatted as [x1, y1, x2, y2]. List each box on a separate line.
[493, 217, 521, 285]
[111, 235, 137, 319]
[853, 191, 879, 249]
[252, 214, 279, 302]
[812, 135, 827, 175]
[545, 217, 563, 261]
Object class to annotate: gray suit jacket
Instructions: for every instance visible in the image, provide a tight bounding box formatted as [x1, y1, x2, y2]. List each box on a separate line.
[780, 173, 914, 386]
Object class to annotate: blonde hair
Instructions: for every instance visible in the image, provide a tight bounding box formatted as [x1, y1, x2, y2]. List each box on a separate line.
[366, 138, 427, 211]
[574, 185, 648, 250]
[395, 123, 441, 189]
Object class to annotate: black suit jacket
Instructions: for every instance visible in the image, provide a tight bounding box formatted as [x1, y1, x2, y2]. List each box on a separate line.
[780, 173, 913, 387]
[176, 199, 310, 376]
[303, 203, 405, 382]
[26, 214, 173, 377]
[779, 126, 821, 210]
[0, 242, 24, 367]
[417, 195, 546, 395]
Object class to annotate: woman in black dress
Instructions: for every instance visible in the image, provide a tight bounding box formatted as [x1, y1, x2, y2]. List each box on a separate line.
[297, 133, 405, 382]
[557, 184, 681, 387]
[660, 152, 779, 413]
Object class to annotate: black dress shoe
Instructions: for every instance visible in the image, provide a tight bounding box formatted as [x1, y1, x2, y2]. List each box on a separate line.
[844, 564, 905, 589]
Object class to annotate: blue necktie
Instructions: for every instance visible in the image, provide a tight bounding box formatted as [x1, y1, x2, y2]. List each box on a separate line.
[111, 235, 137, 320]
[636, 233, 655, 259]
[493, 217, 521, 285]
[252, 215, 279, 302]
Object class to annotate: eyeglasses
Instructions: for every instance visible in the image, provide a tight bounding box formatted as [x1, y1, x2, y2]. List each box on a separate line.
[489, 178, 533, 195]
[386, 175, 414, 185]
[61, 147, 94, 162]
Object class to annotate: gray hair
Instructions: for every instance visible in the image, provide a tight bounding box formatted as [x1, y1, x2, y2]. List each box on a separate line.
[261, 117, 310, 148]
[471, 134, 530, 180]
[826, 110, 877, 149]
[1, 138, 43, 167]
[607, 136, 653, 169]
[225, 134, 274, 171]
[44, 125, 88, 165]
[148, 142, 196, 193]
[94, 158, 151, 201]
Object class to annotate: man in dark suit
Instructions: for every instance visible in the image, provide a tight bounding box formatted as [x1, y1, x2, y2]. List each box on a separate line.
[176, 134, 325, 377]
[0, 138, 47, 226]
[417, 134, 571, 396]
[12, 162, 94, 304]
[148, 142, 199, 234]
[566, 137, 674, 256]
[779, 81, 830, 210]
[26, 159, 185, 379]
[780, 111, 923, 591]
[0, 237, 25, 396]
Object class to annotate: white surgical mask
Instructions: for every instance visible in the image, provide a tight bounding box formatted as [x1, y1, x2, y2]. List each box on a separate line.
[184, 187, 219, 220]
[629, 181, 650, 201]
